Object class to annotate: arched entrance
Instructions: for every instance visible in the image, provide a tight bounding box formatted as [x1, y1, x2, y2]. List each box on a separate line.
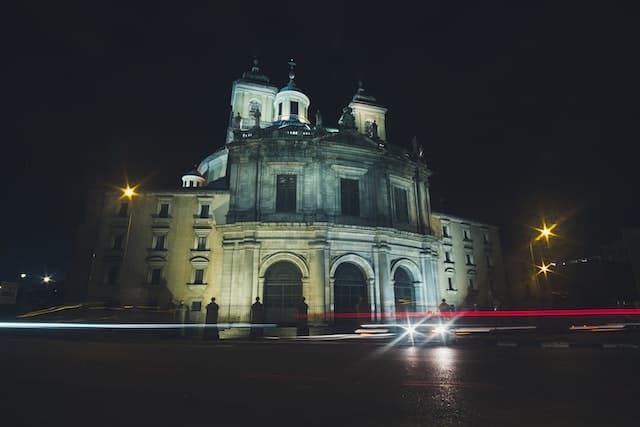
[394, 267, 416, 314]
[334, 262, 368, 324]
[264, 261, 303, 325]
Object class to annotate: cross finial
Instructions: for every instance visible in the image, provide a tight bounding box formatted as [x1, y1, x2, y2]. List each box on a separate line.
[288, 58, 296, 83]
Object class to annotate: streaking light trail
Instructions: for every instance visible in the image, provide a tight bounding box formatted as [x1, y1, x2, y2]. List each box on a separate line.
[0, 322, 277, 329]
[329, 308, 640, 319]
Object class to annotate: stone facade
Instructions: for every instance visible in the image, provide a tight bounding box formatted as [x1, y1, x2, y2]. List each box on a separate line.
[77, 60, 507, 326]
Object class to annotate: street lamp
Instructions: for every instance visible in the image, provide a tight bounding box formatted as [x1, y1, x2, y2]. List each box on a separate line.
[529, 221, 557, 307]
[120, 183, 139, 268]
[121, 184, 138, 200]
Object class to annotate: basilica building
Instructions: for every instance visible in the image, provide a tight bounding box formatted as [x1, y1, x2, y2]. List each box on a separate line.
[76, 59, 507, 327]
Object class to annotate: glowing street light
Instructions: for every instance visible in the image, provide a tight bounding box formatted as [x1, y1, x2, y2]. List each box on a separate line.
[121, 185, 138, 200]
[42, 275, 52, 284]
[19, 273, 27, 279]
[529, 220, 558, 307]
[534, 221, 557, 244]
[536, 261, 554, 278]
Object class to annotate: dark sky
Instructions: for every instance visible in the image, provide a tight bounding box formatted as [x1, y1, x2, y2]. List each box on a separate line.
[3, 1, 639, 281]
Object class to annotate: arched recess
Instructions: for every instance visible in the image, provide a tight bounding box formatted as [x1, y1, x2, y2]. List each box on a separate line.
[390, 258, 424, 313]
[263, 261, 303, 325]
[259, 252, 310, 279]
[329, 253, 374, 280]
[330, 254, 375, 324]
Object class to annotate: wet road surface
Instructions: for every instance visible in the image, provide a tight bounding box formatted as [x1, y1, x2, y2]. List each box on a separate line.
[2, 336, 638, 426]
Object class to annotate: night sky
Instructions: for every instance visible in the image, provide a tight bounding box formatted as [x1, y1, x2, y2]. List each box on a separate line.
[4, 1, 639, 281]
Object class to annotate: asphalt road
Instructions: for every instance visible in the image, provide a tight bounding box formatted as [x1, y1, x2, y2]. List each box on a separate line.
[2, 335, 638, 427]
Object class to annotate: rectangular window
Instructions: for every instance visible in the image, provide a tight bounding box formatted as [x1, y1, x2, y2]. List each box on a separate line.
[112, 234, 124, 250]
[106, 267, 119, 286]
[465, 253, 474, 265]
[469, 277, 476, 290]
[158, 203, 169, 218]
[191, 301, 202, 312]
[118, 201, 129, 217]
[290, 101, 299, 115]
[199, 204, 210, 218]
[393, 187, 409, 223]
[154, 235, 165, 250]
[463, 229, 471, 241]
[444, 251, 452, 262]
[340, 178, 360, 216]
[447, 277, 454, 291]
[150, 268, 162, 285]
[483, 232, 489, 244]
[442, 224, 450, 237]
[197, 236, 207, 250]
[278, 102, 283, 116]
[276, 175, 297, 213]
[487, 254, 494, 267]
[194, 269, 205, 284]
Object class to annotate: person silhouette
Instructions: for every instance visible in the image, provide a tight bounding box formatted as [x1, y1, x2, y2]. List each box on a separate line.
[296, 297, 309, 336]
[438, 298, 451, 313]
[205, 297, 219, 340]
[176, 301, 187, 337]
[355, 296, 370, 321]
[250, 297, 264, 339]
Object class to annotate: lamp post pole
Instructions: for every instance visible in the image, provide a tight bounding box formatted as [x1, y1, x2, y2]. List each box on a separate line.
[530, 221, 557, 309]
[529, 240, 540, 307]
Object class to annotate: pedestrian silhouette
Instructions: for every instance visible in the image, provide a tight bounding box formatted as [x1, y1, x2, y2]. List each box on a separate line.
[296, 297, 309, 336]
[355, 296, 370, 320]
[250, 297, 264, 338]
[438, 298, 451, 313]
[176, 301, 187, 337]
[205, 297, 220, 340]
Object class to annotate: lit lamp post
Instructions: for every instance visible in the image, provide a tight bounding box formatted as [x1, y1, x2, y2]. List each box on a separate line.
[120, 184, 138, 262]
[529, 221, 557, 307]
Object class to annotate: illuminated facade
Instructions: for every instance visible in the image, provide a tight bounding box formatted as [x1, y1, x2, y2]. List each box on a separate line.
[76, 59, 507, 327]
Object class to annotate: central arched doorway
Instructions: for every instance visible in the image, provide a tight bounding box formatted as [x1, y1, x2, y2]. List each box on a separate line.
[334, 262, 368, 324]
[394, 267, 416, 315]
[264, 261, 303, 325]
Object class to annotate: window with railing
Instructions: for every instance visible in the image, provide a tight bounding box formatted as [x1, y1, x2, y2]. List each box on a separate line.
[393, 187, 408, 223]
[276, 175, 297, 213]
[340, 178, 360, 216]
[150, 268, 162, 286]
[197, 236, 207, 250]
[194, 269, 205, 284]
[158, 203, 169, 218]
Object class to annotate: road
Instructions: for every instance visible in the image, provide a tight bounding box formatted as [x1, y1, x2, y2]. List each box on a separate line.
[2, 335, 638, 427]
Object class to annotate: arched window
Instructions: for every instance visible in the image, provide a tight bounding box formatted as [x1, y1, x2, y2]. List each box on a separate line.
[264, 262, 302, 325]
[334, 263, 367, 323]
[394, 267, 416, 313]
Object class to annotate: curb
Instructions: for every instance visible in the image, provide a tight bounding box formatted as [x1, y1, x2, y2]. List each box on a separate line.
[494, 341, 640, 350]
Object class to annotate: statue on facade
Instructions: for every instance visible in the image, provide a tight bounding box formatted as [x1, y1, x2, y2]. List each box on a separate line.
[367, 120, 378, 139]
[233, 112, 242, 130]
[205, 297, 220, 340]
[250, 297, 265, 339]
[338, 106, 356, 129]
[253, 107, 261, 129]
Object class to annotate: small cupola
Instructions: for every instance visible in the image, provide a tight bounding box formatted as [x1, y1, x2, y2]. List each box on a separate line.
[181, 167, 206, 188]
[274, 59, 311, 124]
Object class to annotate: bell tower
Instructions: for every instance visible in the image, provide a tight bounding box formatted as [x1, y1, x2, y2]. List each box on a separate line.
[226, 58, 278, 143]
[348, 81, 388, 141]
